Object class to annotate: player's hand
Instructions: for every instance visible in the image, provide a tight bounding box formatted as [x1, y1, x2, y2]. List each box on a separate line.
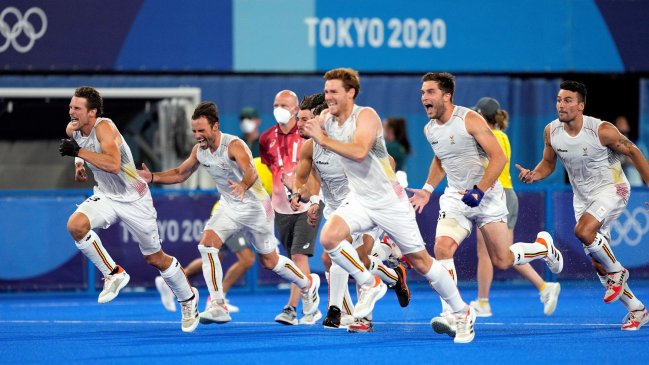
[515, 163, 537, 184]
[461, 185, 484, 207]
[138, 163, 152, 183]
[307, 203, 320, 226]
[407, 188, 431, 214]
[303, 116, 324, 143]
[59, 138, 80, 157]
[74, 162, 87, 182]
[290, 192, 301, 211]
[228, 179, 246, 200]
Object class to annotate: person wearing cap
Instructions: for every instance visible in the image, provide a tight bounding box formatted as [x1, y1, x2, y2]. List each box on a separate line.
[470, 97, 561, 318]
[408, 72, 564, 338]
[239, 106, 262, 157]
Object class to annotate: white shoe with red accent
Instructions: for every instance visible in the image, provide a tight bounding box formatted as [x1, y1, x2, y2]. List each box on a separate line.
[453, 306, 476, 344]
[347, 317, 373, 333]
[538, 231, 563, 274]
[621, 307, 648, 331]
[353, 276, 387, 319]
[604, 269, 629, 303]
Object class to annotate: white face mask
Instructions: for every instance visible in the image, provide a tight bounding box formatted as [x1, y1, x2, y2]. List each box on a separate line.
[240, 118, 256, 134]
[273, 107, 293, 125]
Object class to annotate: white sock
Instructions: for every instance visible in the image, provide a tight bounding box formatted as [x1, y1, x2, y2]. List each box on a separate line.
[327, 269, 355, 315]
[199, 245, 225, 303]
[425, 259, 465, 313]
[328, 262, 350, 310]
[597, 273, 643, 312]
[371, 240, 391, 261]
[75, 230, 115, 276]
[369, 256, 397, 286]
[160, 256, 193, 302]
[585, 234, 624, 273]
[326, 240, 373, 287]
[272, 254, 309, 289]
[510, 239, 548, 265]
[437, 258, 457, 313]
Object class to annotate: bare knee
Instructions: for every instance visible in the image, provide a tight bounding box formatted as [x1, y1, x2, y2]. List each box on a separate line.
[239, 248, 256, 269]
[434, 238, 457, 259]
[67, 213, 90, 241]
[574, 223, 596, 245]
[258, 251, 277, 270]
[491, 256, 511, 270]
[144, 250, 171, 270]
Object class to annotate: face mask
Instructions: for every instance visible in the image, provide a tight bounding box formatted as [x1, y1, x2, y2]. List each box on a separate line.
[240, 119, 256, 134]
[273, 107, 292, 125]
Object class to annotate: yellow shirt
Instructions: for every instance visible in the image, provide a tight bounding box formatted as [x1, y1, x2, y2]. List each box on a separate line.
[493, 129, 513, 189]
[211, 157, 274, 215]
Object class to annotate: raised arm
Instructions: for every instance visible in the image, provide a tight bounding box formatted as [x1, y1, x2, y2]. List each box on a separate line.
[516, 124, 557, 183]
[600, 121, 649, 186]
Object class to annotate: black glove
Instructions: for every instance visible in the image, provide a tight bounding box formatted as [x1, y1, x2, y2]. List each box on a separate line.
[59, 138, 81, 157]
[461, 185, 484, 207]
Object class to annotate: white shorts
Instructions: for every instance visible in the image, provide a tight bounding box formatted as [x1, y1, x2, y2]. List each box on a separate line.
[351, 226, 381, 249]
[574, 188, 628, 239]
[205, 198, 278, 255]
[332, 193, 425, 255]
[437, 184, 508, 243]
[76, 190, 161, 256]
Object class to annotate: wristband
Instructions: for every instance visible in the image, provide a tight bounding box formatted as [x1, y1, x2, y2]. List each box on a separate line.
[150, 173, 155, 184]
[309, 195, 320, 205]
[74, 157, 84, 165]
[422, 183, 435, 194]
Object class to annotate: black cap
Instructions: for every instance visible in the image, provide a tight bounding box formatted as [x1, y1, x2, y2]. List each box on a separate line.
[473, 97, 500, 119]
[239, 106, 258, 119]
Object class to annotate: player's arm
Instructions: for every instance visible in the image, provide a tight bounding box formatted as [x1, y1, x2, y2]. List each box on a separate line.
[65, 122, 75, 138]
[75, 122, 121, 174]
[516, 124, 557, 183]
[466, 111, 506, 192]
[307, 108, 379, 162]
[142, 145, 200, 184]
[228, 139, 258, 199]
[292, 139, 315, 197]
[600, 121, 649, 186]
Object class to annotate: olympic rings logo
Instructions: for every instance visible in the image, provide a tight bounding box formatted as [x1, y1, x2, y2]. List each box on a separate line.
[0, 7, 47, 54]
[609, 207, 649, 247]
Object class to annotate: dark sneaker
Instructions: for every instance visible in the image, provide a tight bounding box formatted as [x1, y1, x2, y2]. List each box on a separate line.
[323, 306, 342, 329]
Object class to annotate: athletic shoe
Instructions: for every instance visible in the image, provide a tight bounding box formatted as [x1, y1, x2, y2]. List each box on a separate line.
[347, 317, 373, 333]
[154, 276, 177, 312]
[430, 313, 456, 337]
[540, 282, 561, 316]
[98, 266, 130, 304]
[301, 273, 321, 315]
[274, 305, 298, 325]
[225, 299, 239, 313]
[199, 300, 231, 324]
[322, 306, 342, 329]
[604, 269, 629, 303]
[391, 264, 410, 307]
[299, 310, 322, 325]
[354, 276, 387, 319]
[621, 307, 649, 331]
[538, 231, 563, 274]
[469, 300, 492, 318]
[340, 314, 355, 328]
[180, 287, 200, 333]
[454, 306, 476, 344]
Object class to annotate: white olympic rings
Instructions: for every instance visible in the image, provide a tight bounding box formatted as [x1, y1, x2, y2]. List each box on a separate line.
[0, 7, 47, 53]
[609, 207, 649, 247]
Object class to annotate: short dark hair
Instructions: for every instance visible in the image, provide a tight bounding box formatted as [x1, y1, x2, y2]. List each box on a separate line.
[421, 72, 455, 97]
[74, 86, 103, 116]
[324, 68, 360, 99]
[192, 101, 219, 127]
[560, 80, 587, 103]
[300, 92, 325, 111]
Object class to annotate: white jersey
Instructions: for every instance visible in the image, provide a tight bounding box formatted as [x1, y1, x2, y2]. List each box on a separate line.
[313, 140, 350, 218]
[548, 115, 630, 202]
[73, 118, 147, 202]
[197, 133, 269, 210]
[425, 106, 492, 193]
[324, 105, 405, 207]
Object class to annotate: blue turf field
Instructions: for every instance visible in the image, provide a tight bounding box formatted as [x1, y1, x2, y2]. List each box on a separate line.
[1, 280, 648, 365]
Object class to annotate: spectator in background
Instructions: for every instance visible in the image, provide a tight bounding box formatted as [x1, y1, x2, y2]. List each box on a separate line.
[614, 115, 643, 186]
[240, 107, 261, 157]
[383, 116, 411, 172]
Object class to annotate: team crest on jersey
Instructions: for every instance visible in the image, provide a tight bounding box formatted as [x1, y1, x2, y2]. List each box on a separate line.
[582, 146, 588, 156]
[449, 135, 456, 144]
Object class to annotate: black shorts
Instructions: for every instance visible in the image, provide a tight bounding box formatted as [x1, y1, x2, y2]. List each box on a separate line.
[274, 204, 325, 257]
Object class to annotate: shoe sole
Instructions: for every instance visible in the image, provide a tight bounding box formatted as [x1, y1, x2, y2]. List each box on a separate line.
[604, 270, 629, 303]
[199, 316, 231, 325]
[275, 319, 298, 325]
[394, 265, 410, 308]
[431, 318, 456, 337]
[543, 284, 561, 316]
[98, 273, 131, 304]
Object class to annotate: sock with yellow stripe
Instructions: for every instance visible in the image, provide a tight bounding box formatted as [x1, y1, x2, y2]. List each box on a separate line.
[369, 256, 397, 286]
[199, 245, 225, 302]
[510, 238, 549, 265]
[75, 230, 115, 276]
[160, 256, 194, 302]
[597, 273, 643, 312]
[437, 259, 457, 313]
[585, 234, 623, 273]
[272, 254, 310, 289]
[326, 240, 374, 287]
